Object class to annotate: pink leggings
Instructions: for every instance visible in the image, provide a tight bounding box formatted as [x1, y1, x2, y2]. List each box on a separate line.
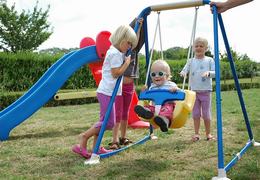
[115, 82, 134, 122]
[145, 103, 175, 125]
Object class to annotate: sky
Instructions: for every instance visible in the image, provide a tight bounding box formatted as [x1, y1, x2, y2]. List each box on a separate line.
[6, 0, 260, 62]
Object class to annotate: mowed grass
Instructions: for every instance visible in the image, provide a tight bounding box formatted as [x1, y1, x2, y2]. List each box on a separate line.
[0, 89, 259, 179]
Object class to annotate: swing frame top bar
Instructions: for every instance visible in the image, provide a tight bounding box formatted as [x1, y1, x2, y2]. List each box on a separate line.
[150, 0, 210, 11]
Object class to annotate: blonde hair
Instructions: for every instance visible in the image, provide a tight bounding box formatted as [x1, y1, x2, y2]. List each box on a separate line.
[109, 25, 138, 49]
[193, 37, 208, 48]
[151, 59, 172, 80]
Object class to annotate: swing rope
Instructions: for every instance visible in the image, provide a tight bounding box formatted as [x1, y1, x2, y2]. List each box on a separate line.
[182, 7, 199, 90]
[157, 12, 164, 60]
[145, 11, 163, 86]
[139, 8, 198, 130]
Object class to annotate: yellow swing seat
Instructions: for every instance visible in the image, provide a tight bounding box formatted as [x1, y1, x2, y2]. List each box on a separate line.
[138, 90, 196, 129]
[169, 90, 196, 128]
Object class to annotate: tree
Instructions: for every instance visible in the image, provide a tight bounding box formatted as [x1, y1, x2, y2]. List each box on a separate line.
[164, 47, 188, 60]
[0, 1, 52, 52]
[220, 48, 253, 62]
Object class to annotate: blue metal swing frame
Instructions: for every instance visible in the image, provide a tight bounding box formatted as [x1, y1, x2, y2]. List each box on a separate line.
[88, 2, 259, 179]
[212, 6, 259, 177]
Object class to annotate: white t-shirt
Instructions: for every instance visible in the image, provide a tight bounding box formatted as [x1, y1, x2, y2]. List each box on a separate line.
[97, 46, 124, 96]
[149, 81, 178, 90]
[181, 56, 215, 91]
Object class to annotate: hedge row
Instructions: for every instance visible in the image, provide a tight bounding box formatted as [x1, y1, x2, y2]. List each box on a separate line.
[0, 52, 259, 91]
[1, 83, 259, 111]
[0, 52, 96, 91]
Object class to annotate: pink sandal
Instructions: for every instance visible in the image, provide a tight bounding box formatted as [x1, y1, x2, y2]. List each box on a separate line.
[192, 134, 200, 142]
[72, 144, 91, 159]
[97, 147, 113, 154]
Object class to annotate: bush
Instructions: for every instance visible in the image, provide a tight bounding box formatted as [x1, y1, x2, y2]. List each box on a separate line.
[1, 82, 259, 111]
[0, 52, 259, 92]
[0, 52, 97, 91]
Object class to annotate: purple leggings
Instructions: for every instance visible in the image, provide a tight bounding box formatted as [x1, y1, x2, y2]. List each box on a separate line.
[115, 82, 134, 122]
[94, 93, 116, 130]
[192, 91, 211, 120]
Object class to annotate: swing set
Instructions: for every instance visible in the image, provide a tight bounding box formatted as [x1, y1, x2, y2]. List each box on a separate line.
[84, 1, 259, 179]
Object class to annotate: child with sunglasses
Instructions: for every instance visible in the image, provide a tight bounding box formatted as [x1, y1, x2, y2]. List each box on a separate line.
[134, 59, 179, 132]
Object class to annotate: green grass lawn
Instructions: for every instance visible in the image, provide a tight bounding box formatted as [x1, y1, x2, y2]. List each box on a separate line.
[0, 89, 259, 179]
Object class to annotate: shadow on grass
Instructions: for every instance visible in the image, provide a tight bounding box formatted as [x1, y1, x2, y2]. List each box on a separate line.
[8, 126, 88, 141]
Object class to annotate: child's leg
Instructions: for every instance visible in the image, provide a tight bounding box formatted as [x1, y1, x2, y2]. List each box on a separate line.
[154, 116, 169, 132]
[91, 127, 101, 149]
[112, 122, 120, 143]
[153, 103, 174, 132]
[193, 118, 201, 135]
[158, 103, 174, 125]
[201, 92, 212, 138]
[204, 120, 211, 136]
[113, 96, 123, 144]
[96, 93, 117, 149]
[120, 82, 134, 141]
[80, 126, 99, 150]
[120, 120, 127, 139]
[192, 93, 202, 141]
[134, 105, 154, 119]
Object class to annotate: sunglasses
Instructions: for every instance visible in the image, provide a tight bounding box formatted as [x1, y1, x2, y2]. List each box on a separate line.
[150, 71, 167, 78]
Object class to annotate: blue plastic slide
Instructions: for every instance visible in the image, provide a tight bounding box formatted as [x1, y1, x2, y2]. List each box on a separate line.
[0, 46, 99, 141]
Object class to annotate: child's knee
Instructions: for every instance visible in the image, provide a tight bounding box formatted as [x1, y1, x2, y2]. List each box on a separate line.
[79, 132, 87, 139]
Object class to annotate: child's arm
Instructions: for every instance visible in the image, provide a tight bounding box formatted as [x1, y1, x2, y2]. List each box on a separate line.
[169, 86, 179, 92]
[111, 56, 131, 78]
[201, 71, 215, 78]
[168, 81, 179, 92]
[201, 58, 215, 78]
[136, 18, 144, 43]
[179, 59, 191, 77]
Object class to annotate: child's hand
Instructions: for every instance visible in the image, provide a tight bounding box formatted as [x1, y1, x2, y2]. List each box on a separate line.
[138, 18, 144, 24]
[124, 55, 131, 66]
[201, 71, 210, 77]
[141, 85, 147, 91]
[179, 71, 186, 77]
[169, 87, 179, 92]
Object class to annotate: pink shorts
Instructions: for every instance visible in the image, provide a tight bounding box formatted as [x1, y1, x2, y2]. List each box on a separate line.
[192, 91, 211, 120]
[115, 82, 134, 122]
[145, 103, 175, 124]
[94, 93, 116, 130]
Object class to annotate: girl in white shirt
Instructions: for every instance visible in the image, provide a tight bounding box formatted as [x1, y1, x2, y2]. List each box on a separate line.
[72, 24, 137, 158]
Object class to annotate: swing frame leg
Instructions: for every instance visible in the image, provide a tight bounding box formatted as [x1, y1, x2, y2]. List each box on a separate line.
[253, 139, 260, 147]
[84, 153, 100, 165]
[212, 169, 230, 180]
